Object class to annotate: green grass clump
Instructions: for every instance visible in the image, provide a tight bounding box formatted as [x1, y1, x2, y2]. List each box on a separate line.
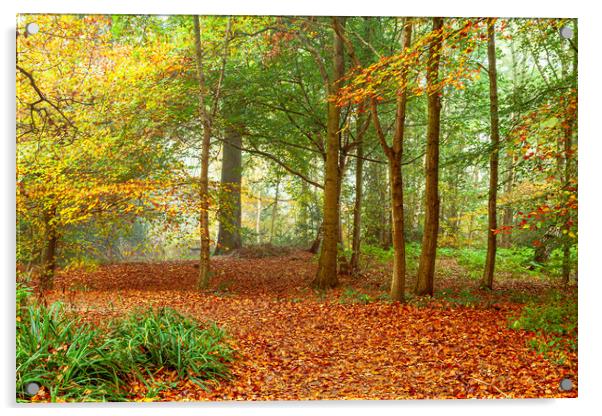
[17, 287, 125, 402]
[16, 284, 234, 402]
[509, 298, 577, 335]
[361, 245, 394, 263]
[113, 307, 233, 387]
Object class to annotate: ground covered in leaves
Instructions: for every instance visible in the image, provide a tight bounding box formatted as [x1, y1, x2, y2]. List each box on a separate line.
[39, 250, 577, 401]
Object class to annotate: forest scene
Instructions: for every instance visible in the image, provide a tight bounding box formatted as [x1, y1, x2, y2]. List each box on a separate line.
[16, 14, 578, 402]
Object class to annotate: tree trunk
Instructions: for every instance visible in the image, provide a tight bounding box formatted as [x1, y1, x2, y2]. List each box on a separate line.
[269, 179, 280, 244]
[313, 17, 345, 289]
[350, 121, 364, 273]
[192, 16, 231, 288]
[193, 16, 211, 289]
[389, 158, 406, 301]
[255, 191, 262, 243]
[215, 124, 242, 254]
[40, 210, 58, 291]
[198, 124, 212, 289]
[415, 17, 443, 297]
[369, 18, 412, 301]
[482, 18, 500, 290]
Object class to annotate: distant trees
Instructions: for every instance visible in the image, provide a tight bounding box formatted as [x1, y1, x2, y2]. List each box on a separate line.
[17, 15, 578, 294]
[215, 122, 243, 255]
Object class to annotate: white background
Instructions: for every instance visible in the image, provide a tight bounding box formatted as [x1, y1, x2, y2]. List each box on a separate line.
[2, 1, 600, 415]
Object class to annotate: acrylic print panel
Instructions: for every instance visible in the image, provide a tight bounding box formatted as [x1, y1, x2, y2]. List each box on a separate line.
[16, 14, 577, 402]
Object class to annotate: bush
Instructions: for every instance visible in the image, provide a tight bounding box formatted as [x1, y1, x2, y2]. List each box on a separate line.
[437, 246, 541, 278]
[112, 308, 234, 387]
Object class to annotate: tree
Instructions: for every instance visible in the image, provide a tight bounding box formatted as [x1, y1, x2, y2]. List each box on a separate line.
[215, 122, 243, 254]
[482, 18, 501, 290]
[313, 17, 346, 289]
[16, 15, 187, 289]
[192, 16, 232, 289]
[415, 17, 444, 297]
[370, 18, 413, 302]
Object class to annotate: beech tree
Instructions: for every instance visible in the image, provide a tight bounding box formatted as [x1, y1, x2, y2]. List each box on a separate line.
[369, 18, 413, 301]
[215, 121, 243, 255]
[415, 17, 444, 297]
[313, 17, 346, 289]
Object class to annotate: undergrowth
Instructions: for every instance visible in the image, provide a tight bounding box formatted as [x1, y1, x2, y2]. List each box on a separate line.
[16, 284, 233, 402]
[509, 290, 577, 365]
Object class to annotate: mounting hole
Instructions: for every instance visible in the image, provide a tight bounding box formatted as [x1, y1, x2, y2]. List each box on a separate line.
[25, 382, 40, 396]
[559, 26, 574, 40]
[559, 378, 573, 391]
[25, 22, 40, 35]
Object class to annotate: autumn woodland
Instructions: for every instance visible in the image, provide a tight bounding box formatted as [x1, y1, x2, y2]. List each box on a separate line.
[16, 15, 578, 401]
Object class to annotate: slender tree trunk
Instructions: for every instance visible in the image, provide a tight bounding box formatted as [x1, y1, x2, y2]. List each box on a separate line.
[314, 17, 345, 289]
[482, 18, 501, 290]
[270, 179, 280, 244]
[215, 124, 242, 254]
[370, 18, 412, 301]
[415, 17, 443, 296]
[192, 16, 231, 288]
[350, 121, 364, 273]
[562, 21, 577, 285]
[256, 191, 262, 244]
[198, 124, 212, 288]
[193, 16, 212, 289]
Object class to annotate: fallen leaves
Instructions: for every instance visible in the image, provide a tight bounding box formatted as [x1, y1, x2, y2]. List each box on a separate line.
[41, 251, 577, 401]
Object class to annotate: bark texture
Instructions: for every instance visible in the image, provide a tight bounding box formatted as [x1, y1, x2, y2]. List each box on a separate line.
[314, 17, 346, 289]
[370, 19, 412, 302]
[215, 124, 243, 255]
[415, 17, 443, 297]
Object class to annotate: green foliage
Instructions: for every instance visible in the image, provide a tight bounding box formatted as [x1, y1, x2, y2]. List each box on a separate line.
[437, 246, 542, 278]
[545, 246, 578, 277]
[436, 288, 480, 306]
[112, 308, 234, 387]
[17, 299, 126, 402]
[16, 286, 234, 402]
[509, 293, 577, 335]
[509, 290, 577, 362]
[339, 287, 374, 304]
[361, 244, 393, 263]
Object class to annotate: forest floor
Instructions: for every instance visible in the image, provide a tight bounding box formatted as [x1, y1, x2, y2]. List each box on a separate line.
[42, 250, 578, 401]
